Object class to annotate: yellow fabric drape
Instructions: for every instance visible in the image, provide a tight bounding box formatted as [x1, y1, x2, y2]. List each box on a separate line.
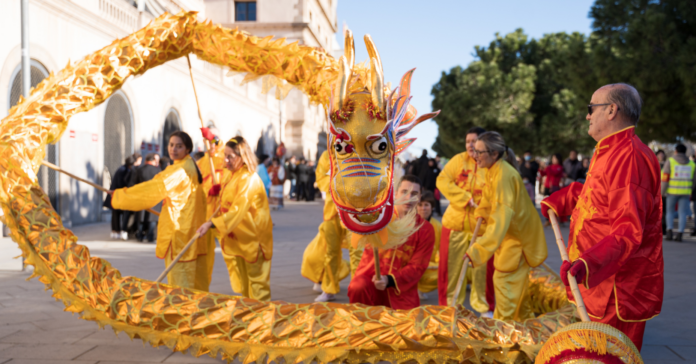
[436, 152, 489, 310]
[418, 217, 442, 293]
[301, 151, 350, 294]
[113, 155, 207, 263]
[467, 159, 547, 271]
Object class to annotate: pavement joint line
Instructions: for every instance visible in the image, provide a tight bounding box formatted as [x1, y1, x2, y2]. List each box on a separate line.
[0, 359, 11, 364]
[71, 344, 98, 361]
[0, 330, 19, 341]
[666, 345, 687, 361]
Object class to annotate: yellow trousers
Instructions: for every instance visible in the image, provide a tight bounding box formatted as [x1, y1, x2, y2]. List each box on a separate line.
[418, 267, 438, 293]
[301, 217, 350, 294]
[203, 231, 242, 293]
[493, 259, 533, 321]
[164, 252, 210, 291]
[445, 230, 489, 312]
[223, 251, 271, 301]
[349, 245, 363, 278]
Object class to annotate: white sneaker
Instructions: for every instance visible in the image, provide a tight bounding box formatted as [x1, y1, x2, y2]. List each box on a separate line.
[418, 291, 428, 300]
[480, 311, 494, 318]
[314, 292, 335, 302]
[120, 231, 128, 241]
[313, 282, 323, 293]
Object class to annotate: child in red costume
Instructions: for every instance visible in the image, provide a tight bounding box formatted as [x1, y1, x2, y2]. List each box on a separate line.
[348, 175, 435, 310]
[541, 83, 663, 351]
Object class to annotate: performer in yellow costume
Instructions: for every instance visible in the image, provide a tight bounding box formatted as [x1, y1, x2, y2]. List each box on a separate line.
[417, 191, 442, 298]
[111, 131, 209, 290]
[197, 127, 242, 293]
[437, 126, 491, 314]
[301, 150, 351, 302]
[196, 136, 273, 301]
[467, 131, 548, 321]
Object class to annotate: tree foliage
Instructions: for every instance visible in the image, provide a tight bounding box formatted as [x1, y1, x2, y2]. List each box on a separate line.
[432, 0, 696, 158]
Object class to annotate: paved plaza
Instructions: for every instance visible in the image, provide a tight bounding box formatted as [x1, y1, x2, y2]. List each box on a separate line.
[0, 200, 694, 363]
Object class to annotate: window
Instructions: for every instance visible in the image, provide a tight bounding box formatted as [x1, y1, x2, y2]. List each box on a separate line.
[235, 1, 256, 21]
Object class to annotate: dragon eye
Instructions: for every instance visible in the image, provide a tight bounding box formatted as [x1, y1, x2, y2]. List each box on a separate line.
[335, 141, 352, 155]
[370, 137, 388, 155]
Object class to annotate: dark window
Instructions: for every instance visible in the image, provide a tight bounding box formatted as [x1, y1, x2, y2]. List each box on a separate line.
[235, 2, 256, 21]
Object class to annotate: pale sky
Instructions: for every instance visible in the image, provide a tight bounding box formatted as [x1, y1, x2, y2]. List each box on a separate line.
[337, 0, 595, 158]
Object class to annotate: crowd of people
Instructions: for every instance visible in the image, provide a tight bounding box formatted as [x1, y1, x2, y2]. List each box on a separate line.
[100, 82, 663, 352]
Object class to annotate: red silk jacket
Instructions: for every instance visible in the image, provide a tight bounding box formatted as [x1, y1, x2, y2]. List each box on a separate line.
[542, 126, 663, 321]
[354, 214, 435, 310]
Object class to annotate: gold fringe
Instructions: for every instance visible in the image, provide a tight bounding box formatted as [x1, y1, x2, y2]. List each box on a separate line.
[536, 323, 643, 364]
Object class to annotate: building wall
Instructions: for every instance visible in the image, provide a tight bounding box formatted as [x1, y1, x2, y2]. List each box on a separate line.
[0, 0, 324, 227]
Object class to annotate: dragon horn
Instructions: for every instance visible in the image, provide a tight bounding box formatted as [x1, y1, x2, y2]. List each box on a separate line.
[332, 55, 350, 112]
[365, 35, 385, 114]
[344, 29, 355, 70]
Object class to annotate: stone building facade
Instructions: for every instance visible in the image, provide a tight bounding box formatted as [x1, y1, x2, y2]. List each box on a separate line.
[0, 0, 337, 226]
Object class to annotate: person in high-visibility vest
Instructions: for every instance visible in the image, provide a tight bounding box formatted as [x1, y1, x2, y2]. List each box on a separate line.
[661, 143, 696, 242]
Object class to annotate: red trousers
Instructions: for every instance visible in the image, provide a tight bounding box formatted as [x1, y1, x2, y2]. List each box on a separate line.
[597, 292, 646, 351]
[348, 271, 393, 307]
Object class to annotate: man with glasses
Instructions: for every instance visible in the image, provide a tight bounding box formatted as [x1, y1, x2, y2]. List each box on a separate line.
[436, 126, 494, 317]
[541, 83, 663, 351]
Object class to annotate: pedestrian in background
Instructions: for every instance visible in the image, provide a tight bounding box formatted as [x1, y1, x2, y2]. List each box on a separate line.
[133, 153, 161, 242]
[541, 153, 564, 196]
[285, 156, 297, 199]
[306, 159, 317, 201]
[563, 150, 582, 184]
[268, 157, 286, 210]
[576, 158, 590, 183]
[655, 149, 667, 235]
[160, 156, 171, 170]
[662, 144, 696, 241]
[519, 151, 539, 203]
[257, 154, 271, 196]
[104, 156, 135, 240]
[296, 158, 309, 201]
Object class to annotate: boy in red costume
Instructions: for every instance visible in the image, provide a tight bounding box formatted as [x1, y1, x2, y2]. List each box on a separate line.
[541, 83, 663, 351]
[348, 175, 435, 310]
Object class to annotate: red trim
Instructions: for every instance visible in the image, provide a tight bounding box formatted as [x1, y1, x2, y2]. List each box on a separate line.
[547, 349, 625, 364]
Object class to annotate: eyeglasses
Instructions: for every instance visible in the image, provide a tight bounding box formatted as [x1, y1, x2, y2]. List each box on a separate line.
[587, 103, 619, 115]
[473, 149, 492, 155]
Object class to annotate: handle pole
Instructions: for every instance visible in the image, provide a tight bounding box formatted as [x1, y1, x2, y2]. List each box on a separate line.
[548, 210, 591, 322]
[186, 55, 219, 186]
[42, 161, 159, 217]
[451, 217, 482, 307]
[156, 205, 221, 283]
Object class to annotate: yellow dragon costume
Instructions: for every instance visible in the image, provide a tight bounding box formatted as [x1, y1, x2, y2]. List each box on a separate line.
[0, 12, 642, 364]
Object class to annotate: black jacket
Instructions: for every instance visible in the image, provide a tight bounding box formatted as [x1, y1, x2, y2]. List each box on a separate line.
[103, 164, 130, 209]
[519, 160, 539, 183]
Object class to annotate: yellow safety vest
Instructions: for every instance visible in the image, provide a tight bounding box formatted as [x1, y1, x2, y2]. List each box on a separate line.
[667, 157, 695, 195]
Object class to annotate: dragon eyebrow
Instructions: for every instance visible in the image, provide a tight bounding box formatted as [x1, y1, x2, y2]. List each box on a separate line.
[366, 134, 382, 141]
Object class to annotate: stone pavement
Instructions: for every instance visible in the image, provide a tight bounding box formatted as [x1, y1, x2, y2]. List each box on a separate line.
[0, 200, 694, 363]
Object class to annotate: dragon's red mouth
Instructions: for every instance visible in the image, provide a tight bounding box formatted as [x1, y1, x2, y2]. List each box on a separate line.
[335, 188, 394, 235]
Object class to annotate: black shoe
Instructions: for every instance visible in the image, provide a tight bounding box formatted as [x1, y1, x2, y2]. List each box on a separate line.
[691, 229, 696, 237]
[675, 232, 683, 242]
[666, 230, 673, 241]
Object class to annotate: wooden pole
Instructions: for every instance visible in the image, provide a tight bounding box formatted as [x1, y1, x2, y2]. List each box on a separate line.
[451, 217, 482, 307]
[42, 161, 159, 217]
[186, 55, 219, 186]
[548, 210, 591, 322]
[373, 247, 381, 280]
[156, 205, 221, 283]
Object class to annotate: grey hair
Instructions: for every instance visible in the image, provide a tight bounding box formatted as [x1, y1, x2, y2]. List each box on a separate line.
[477, 131, 519, 171]
[605, 83, 642, 124]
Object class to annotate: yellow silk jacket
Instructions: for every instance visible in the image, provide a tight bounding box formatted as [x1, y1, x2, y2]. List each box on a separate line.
[197, 142, 230, 219]
[211, 165, 273, 262]
[112, 155, 207, 262]
[468, 159, 547, 272]
[427, 217, 442, 268]
[437, 152, 487, 233]
[316, 151, 338, 221]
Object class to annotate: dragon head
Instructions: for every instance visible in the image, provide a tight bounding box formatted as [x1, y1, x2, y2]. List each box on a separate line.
[327, 31, 439, 238]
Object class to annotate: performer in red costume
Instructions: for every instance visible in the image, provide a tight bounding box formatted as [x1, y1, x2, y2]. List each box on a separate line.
[541, 83, 663, 351]
[348, 175, 435, 310]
